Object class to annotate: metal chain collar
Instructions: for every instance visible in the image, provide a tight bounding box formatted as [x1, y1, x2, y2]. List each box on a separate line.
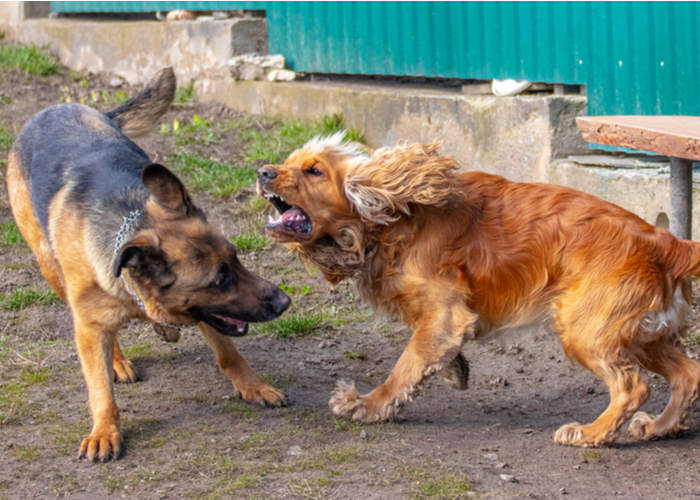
[114, 210, 182, 329]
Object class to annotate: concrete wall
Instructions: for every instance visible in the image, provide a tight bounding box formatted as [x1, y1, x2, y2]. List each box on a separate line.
[0, 2, 24, 39]
[17, 18, 267, 85]
[197, 78, 589, 184]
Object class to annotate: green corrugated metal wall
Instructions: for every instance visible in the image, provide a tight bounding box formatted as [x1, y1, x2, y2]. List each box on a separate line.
[52, 1, 700, 117]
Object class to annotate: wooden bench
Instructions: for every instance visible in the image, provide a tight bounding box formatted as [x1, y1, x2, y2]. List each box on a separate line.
[577, 116, 700, 240]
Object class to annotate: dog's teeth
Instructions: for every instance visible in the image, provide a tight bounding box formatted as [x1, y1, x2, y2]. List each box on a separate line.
[280, 197, 284, 202]
[268, 215, 275, 224]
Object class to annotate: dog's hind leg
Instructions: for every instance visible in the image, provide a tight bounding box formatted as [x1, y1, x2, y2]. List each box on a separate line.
[112, 341, 138, 383]
[330, 297, 476, 422]
[199, 322, 286, 407]
[628, 340, 700, 440]
[553, 326, 650, 447]
[7, 150, 67, 300]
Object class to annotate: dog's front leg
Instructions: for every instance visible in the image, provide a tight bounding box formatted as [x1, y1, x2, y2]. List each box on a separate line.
[199, 322, 286, 407]
[74, 316, 122, 461]
[330, 301, 477, 422]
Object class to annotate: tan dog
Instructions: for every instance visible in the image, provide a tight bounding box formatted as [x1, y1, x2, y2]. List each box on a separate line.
[8, 69, 290, 461]
[257, 132, 700, 447]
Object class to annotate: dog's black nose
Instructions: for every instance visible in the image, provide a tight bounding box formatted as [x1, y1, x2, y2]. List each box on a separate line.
[269, 288, 291, 316]
[258, 166, 278, 182]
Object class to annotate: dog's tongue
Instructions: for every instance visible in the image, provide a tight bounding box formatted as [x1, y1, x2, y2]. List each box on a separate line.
[282, 207, 306, 222]
[224, 317, 247, 329]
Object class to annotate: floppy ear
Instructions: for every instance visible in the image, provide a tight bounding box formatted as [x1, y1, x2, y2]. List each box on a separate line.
[112, 232, 173, 286]
[142, 163, 194, 215]
[344, 141, 460, 224]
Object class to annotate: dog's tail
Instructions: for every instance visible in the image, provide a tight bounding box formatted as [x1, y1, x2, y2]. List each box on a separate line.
[105, 67, 176, 139]
[672, 239, 700, 278]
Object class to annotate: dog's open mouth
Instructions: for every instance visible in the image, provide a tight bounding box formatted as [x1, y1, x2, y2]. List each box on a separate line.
[262, 192, 312, 237]
[205, 313, 249, 337]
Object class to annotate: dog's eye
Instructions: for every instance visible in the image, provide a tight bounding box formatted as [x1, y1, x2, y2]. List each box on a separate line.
[304, 166, 323, 177]
[212, 266, 233, 291]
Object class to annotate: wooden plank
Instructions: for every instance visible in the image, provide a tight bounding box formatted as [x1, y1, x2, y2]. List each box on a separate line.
[577, 115, 700, 160]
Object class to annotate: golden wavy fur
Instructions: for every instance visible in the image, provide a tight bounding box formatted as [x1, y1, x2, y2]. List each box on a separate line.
[257, 133, 700, 447]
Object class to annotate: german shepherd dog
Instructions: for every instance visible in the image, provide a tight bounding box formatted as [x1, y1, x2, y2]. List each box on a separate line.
[7, 68, 291, 461]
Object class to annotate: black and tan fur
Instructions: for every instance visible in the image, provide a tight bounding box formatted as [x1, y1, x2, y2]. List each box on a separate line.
[7, 68, 291, 462]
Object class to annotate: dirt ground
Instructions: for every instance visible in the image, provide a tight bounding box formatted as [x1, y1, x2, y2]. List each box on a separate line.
[2, 50, 700, 500]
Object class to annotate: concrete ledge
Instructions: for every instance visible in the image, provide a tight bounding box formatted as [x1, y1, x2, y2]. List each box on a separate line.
[17, 18, 267, 84]
[197, 78, 589, 184]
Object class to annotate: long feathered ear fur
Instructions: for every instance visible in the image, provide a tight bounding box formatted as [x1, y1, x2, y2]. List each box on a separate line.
[344, 141, 460, 225]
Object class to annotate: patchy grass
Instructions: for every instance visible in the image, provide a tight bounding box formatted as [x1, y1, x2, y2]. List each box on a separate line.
[0, 122, 13, 151]
[0, 287, 61, 311]
[222, 398, 263, 421]
[343, 350, 367, 360]
[168, 152, 256, 198]
[21, 368, 49, 386]
[278, 284, 310, 296]
[230, 232, 269, 251]
[12, 445, 38, 462]
[414, 473, 475, 499]
[581, 449, 601, 463]
[0, 221, 27, 250]
[0, 95, 11, 106]
[0, 221, 23, 247]
[122, 343, 153, 360]
[0, 44, 59, 76]
[257, 312, 323, 338]
[175, 81, 195, 103]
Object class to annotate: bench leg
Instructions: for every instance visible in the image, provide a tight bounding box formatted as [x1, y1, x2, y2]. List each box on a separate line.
[670, 156, 693, 240]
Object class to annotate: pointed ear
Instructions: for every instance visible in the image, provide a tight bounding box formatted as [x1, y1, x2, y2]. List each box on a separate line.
[112, 232, 172, 286]
[142, 163, 193, 214]
[344, 141, 460, 225]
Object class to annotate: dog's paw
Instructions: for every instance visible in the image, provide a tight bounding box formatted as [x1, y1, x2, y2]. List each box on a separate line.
[238, 383, 286, 407]
[439, 352, 470, 390]
[628, 411, 686, 440]
[113, 357, 138, 383]
[627, 412, 655, 440]
[329, 381, 368, 421]
[554, 422, 587, 446]
[79, 425, 123, 462]
[152, 323, 180, 343]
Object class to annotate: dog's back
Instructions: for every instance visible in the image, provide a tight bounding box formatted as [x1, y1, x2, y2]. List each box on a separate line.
[13, 68, 176, 237]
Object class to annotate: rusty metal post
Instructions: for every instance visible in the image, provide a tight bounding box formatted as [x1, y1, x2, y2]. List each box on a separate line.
[670, 156, 693, 240]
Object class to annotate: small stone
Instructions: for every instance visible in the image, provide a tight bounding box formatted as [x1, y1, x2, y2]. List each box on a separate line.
[489, 376, 509, 387]
[500, 474, 517, 483]
[521, 429, 534, 434]
[360, 430, 367, 439]
[586, 387, 595, 394]
[288, 445, 303, 456]
[496, 462, 507, 469]
[110, 77, 124, 87]
[573, 465, 581, 470]
[560, 488, 568, 495]
[483, 453, 499, 461]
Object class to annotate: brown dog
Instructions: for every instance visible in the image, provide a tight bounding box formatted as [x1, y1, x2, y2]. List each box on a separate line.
[7, 68, 290, 461]
[257, 132, 700, 447]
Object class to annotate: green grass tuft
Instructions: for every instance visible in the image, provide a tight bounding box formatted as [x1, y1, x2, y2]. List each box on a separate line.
[0, 44, 59, 76]
[257, 312, 323, 338]
[122, 343, 153, 360]
[0, 287, 61, 311]
[343, 350, 367, 360]
[278, 284, 310, 296]
[0, 222, 26, 248]
[0, 123, 13, 151]
[415, 474, 474, 499]
[175, 81, 195, 103]
[230, 232, 269, 251]
[168, 152, 256, 198]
